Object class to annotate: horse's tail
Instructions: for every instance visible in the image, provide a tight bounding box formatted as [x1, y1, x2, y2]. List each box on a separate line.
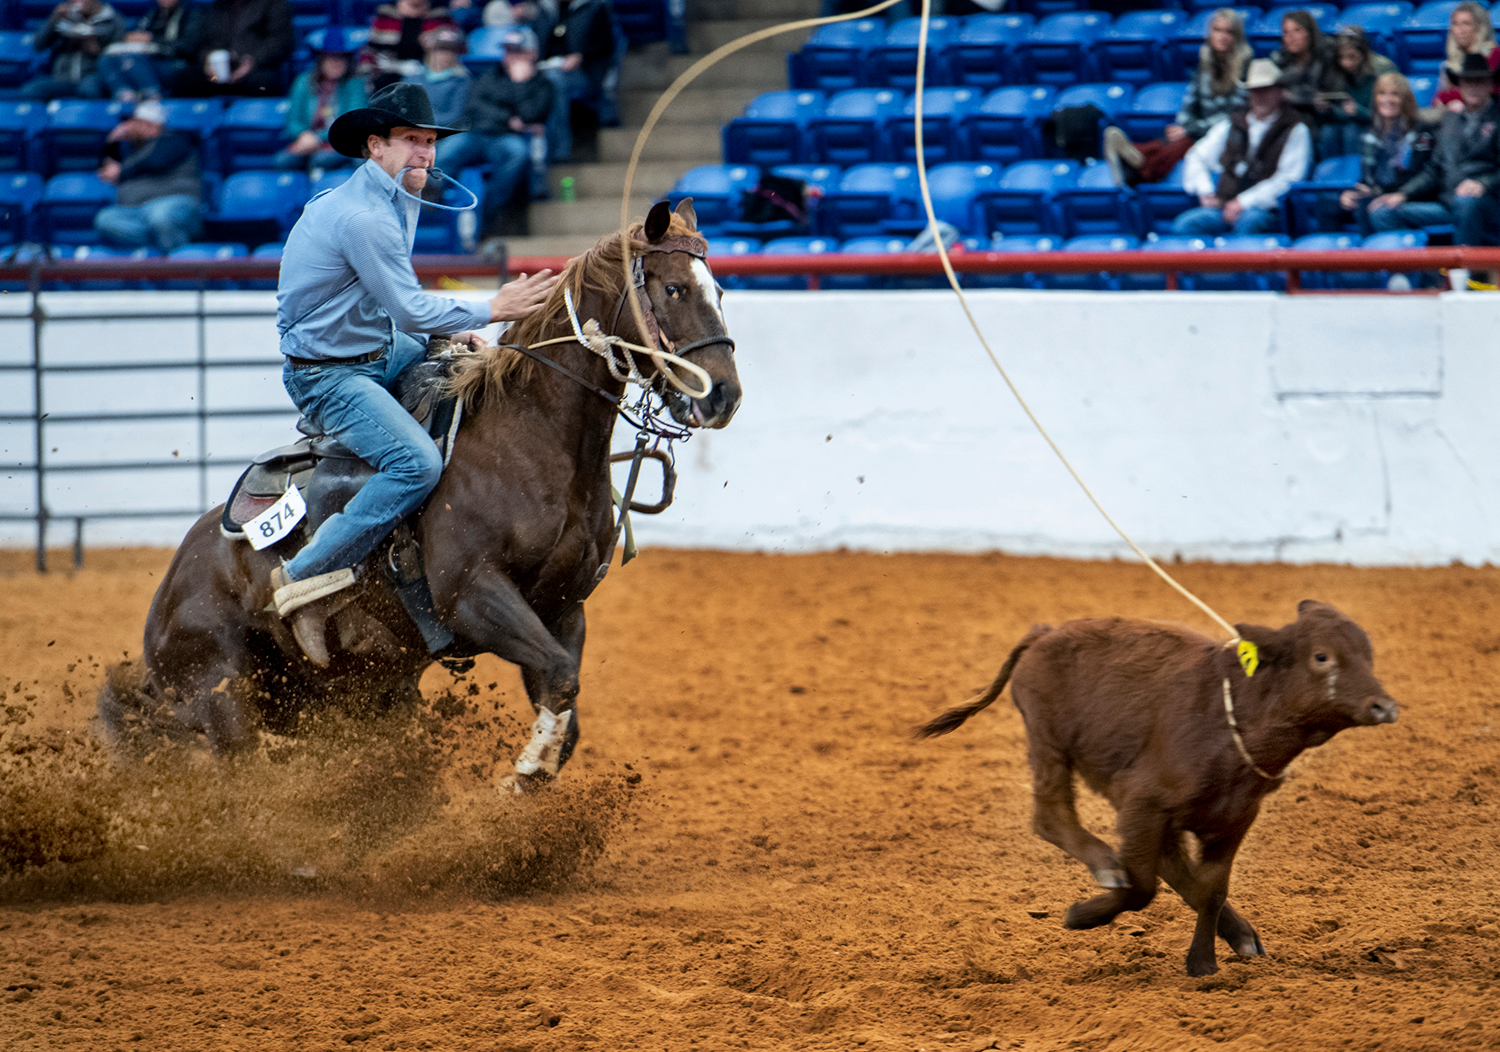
[913, 624, 1052, 739]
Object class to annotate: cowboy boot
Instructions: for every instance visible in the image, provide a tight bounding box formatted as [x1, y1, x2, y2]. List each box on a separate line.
[269, 565, 356, 667]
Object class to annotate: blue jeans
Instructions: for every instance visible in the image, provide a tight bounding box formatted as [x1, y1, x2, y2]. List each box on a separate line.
[435, 130, 531, 232]
[1369, 196, 1498, 246]
[21, 73, 105, 100]
[96, 53, 187, 99]
[94, 194, 201, 253]
[544, 67, 597, 163]
[1172, 204, 1279, 237]
[281, 332, 444, 581]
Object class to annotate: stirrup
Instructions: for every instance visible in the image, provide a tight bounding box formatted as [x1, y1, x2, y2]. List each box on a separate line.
[270, 565, 356, 618]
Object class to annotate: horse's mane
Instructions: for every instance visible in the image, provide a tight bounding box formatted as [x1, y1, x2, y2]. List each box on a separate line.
[447, 211, 697, 404]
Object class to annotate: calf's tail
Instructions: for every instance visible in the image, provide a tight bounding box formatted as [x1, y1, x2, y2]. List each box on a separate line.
[913, 624, 1052, 739]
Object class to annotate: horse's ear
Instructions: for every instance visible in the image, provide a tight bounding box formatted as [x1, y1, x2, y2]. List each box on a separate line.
[673, 196, 698, 232]
[644, 200, 673, 243]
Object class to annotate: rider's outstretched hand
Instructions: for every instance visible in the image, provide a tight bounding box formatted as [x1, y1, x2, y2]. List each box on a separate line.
[489, 269, 561, 323]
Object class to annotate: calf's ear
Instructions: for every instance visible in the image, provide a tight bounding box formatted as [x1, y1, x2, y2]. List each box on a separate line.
[1235, 622, 1293, 667]
[1297, 598, 1341, 618]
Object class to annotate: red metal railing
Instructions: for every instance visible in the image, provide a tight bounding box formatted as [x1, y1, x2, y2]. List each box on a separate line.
[4, 247, 1500, 291]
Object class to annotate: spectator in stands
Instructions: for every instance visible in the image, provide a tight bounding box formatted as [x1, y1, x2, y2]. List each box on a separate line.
[1434, 2, 1498, 111]
[22, 0, 124, 101]
[364, 0, 459, 91]
[274, 28, 367, 173]
[1367, 54, 1500, 256]
[1340, 73, 1435, 235]
[191, 0, 294, 97]
[403, 24, 470, 128]
[97, 0, 205, 102]
[1103, 8, 1250, 187]
[1173, 58, 1312, 236]
[437, 25, 553, 249]
[1271, 10, 1341, 154]
[540, 0, 619, 161]
[1319, 27, 1399, 160]
[93, 99, 202, 252]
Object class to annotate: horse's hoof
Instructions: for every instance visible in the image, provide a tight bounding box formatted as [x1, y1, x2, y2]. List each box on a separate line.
[1185, 955, 1219, 977]
[1091, 866, 1129, 889]
[1229, 931, 1265, 957]
[498, 771, 550, 796]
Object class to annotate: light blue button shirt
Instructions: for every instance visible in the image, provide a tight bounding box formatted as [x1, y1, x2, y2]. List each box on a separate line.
[276, 159, 490, 361]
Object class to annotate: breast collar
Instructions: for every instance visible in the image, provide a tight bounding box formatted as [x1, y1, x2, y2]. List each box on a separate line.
[611, 235, 737, 361]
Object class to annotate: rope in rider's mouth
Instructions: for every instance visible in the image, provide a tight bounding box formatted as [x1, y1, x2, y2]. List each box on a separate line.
[614, 0, 1248, 648]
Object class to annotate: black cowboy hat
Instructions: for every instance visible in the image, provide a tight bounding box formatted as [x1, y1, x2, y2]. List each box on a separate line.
[328, 82, 462, 159]
[1446, 51, 1499, 84]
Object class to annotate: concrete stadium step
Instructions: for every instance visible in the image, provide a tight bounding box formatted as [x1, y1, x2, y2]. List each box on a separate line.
[598, 123, 725, 162]
[503, 234, 609, 259]
[529, 196, 659, 236]
[688, 18, 815, 54]
[619, 48, 787, 90]
[620, 86, 760, 126]
[548, 161, 685, 200]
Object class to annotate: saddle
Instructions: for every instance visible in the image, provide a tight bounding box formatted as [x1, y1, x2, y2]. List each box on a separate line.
[220, 342, 466, 653]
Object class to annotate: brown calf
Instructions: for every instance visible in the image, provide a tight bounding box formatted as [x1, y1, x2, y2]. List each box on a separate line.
[916, 600, 1398, 976]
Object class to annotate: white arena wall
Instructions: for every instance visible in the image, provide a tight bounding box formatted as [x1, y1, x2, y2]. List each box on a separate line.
[2, 287, 1497, 566]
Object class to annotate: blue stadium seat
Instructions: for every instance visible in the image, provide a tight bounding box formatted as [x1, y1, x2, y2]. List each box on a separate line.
[796, 20, 886, 91]
[252, 242, 284, 258]
[704, 235, 759, 290]
[465, 25, 509, 69]
[1137, 160, 1195, 234]
[1017, 12, 1111, 86]
[1168, 9, 1259, 79]
[1130, 233, 1210, 291]
[978, 158, 1080, 235]
[1055, 161, 1137, 237]
[873, 16, 960, 90]
[413, 168, 480, 254]
[745, 235, 836, 290]
[824, 235, 910, 290]
[1203, 233, 1290, 291]
[1291, 231, 1361, 289]
[1046, 233, 1140, 290]
[950, 14, 1035, 88]
[217, 98, 293, 173]
[0, 31, 38, 89]
[43, 99, 126, 175]
[808, 88, 905, 165]
[976, 231, 1062, 289]
[158, 98, 223, 170]
[818, 162, 921, 238]
[885, 161, 1001, 236]
[205, 170, 309, 245]
[1408, 74, 1437, 106]
[615, 0, 667, 46]
[1361, 228, 1429, 289]
[308, 166, 355, 197]
[1018, 0, 1088, 18]
[1116, 81, 1189, 143]
[961, 84, 1056, 164]
[722, 90, 826, 166]
[1286, 153, 1362, 236]
[1249, 6, 1340, 57]
[0, 100, 46, 172]
[720, 163, 841, 238]
[665, 164, 760, 235]
[1396, 2, 1463, 76]
[1047, 83, 1134, 159]
[0, 170, 42, 244]
[36, 172, 114, 245]
[1095, 10, 1183, 86]
[1336, 3, 1415, 58]
[165, 242, 250, 290]
[887, 86, 981, 164]
[49, 242, 156, 291]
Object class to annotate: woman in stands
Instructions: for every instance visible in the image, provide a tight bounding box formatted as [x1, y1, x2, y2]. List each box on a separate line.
[1339, 73, 1435, 235]
[274, 28, 368, 174]
[1102, 8, 1250, 187]
[1272, 9, 1342, 153]
[1320, 26, 1399, 159]
[1434, 1, 1498, 111]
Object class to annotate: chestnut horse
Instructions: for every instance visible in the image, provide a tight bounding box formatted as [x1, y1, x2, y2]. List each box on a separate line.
[99, 200, 741, 790]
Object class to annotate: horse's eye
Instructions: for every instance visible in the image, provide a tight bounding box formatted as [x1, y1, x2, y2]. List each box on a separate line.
[665, 285, 682, 298]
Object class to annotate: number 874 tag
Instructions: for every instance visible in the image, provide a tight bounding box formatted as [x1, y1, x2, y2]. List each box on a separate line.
[246, 484, 308, 551]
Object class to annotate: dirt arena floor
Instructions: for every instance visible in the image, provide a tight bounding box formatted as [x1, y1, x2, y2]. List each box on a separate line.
[0, 547, 1497, 1052]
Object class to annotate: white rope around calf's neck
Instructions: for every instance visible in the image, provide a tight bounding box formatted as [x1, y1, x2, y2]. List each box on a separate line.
[516, 287, 713, 400]
[1221, 677, 1281, 781]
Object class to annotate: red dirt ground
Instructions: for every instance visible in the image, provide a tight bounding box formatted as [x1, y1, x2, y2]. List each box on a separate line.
[1, 547, 1497, 1051]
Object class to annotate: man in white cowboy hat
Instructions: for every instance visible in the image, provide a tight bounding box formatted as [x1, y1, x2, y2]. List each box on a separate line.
[269, 81, 559, 660]
[1174, 57, 1311, 237]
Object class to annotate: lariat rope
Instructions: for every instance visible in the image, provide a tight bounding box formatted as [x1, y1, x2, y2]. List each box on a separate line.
[616, 0, 1276, 776]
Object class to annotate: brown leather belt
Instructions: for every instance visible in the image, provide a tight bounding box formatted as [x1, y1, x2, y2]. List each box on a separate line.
[285, 348, 387, 369]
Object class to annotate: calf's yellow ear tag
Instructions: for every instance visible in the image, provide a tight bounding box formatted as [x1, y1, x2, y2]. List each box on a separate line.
[1237, 640, 1259, 678]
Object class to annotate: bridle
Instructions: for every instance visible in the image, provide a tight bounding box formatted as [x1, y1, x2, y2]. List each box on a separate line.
[610, 233, 738, 362]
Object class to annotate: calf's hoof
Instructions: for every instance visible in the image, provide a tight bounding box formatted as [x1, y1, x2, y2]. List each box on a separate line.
[1185, 953, 1219, 977]
[497, 770, 552, 796]
[1064, 896, 1117, 930]
[1228, 930, 1265, 957]
[1090, 865, 1129, 889]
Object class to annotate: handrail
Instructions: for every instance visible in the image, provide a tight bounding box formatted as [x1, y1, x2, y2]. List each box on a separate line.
[3, 247, 1499, 284]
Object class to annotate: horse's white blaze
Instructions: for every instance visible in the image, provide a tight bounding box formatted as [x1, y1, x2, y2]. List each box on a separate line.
[688, 257, 726, 331]
[515, 707, 573, 777]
